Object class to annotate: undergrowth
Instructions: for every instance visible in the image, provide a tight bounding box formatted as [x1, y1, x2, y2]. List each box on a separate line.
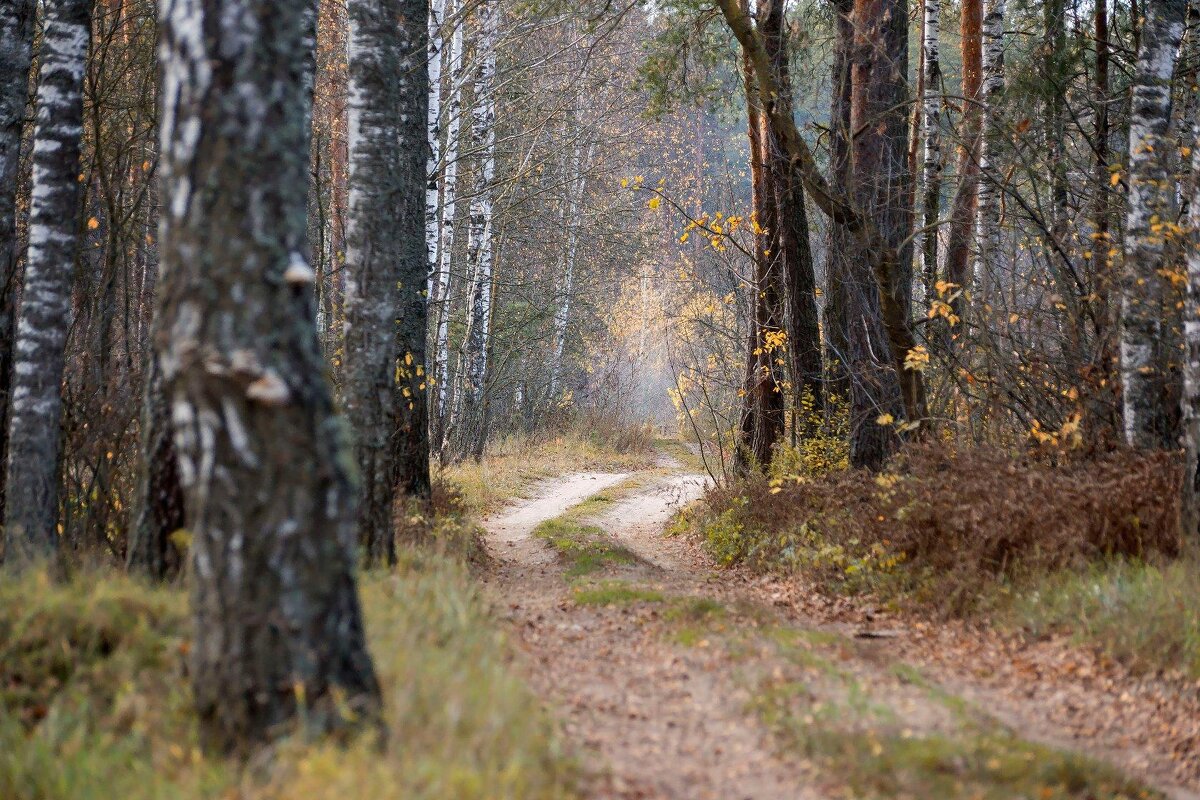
[0, 560, 576, 800]
[685, 445, 1181, 616]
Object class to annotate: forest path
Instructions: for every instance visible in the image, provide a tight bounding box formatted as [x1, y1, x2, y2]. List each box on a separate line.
[481, 458, 1200, 800]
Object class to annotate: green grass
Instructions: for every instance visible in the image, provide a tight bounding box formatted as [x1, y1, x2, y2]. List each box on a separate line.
[751, 635, 1160, 800]
[0, 561, 577, 800]
[534, 517, 642, 578]
[572, 580, 664, 606]
[1004, 556, 1200, 679]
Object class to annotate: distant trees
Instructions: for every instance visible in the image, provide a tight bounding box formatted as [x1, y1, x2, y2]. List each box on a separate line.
[156, 0, 380, 749]
[3, 0, 92, 562]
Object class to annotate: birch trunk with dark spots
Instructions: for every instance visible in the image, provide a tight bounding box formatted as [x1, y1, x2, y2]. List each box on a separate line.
[920, 0, 943, 296]
[345, 0, 430, 563]
[974, 0, 1005, 295]
[1121, 0, 1187, 450]
[0, 0, 35, 524]
[449, 0, 497, 460]
[1183, 68, 1200, 537]
[3, 0, 91, 563]
[156, 0, 380, 751]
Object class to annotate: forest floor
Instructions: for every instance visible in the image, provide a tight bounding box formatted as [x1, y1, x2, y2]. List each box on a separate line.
[480, 452, 1200, 800]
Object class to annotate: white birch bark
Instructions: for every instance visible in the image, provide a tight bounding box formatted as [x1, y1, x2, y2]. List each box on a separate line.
[1183, 60, 1200, 536]
[919, 0, 942, 292]
[1121, 0, 1187, 449]
[448, 0, 496, 453]
[345, 0, 431, 562]
[3, 0, 91, 561]
[973, 0, 1005, 294]
[548, 136, 595, 401]
[425, 0, 446, 296]
[0, 0, 35, 520]
[156, 0, 381, 749]
[433, 0, 464, 427]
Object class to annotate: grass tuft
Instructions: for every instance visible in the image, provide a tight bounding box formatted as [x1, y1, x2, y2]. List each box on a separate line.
[572, 581, 664, 607]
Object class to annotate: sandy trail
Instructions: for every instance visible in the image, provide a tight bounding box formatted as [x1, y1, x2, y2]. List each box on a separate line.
[482, 463, 1200, 800]
[484, 469, 820, 800]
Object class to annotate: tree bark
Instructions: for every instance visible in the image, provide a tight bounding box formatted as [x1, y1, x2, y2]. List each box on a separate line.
[127, 351, 185, 580]
[0, 0, 35, 525]
[716, 0, 926, 460]
[1121, 0, 1187, 450]
[844, 0, 912, 469]
[432, 0, 464, 442]
[157, 0, 381, 751]
[3, 0, 91, 564]
[942, 0, 983, 335]
[760, 0, 823, 441]
[345, 0, 431, 564]
[974, 0, 1006, 297]
[920, 0, 943, 298]
[451, 0, 497, 459]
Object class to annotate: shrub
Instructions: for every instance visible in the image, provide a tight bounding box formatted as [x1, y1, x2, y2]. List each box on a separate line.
[688, 445, 1183, 615]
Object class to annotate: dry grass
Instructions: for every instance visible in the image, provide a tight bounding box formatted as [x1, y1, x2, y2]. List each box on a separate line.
[0, 561, 577, 800]
[444, 428, 656, 513]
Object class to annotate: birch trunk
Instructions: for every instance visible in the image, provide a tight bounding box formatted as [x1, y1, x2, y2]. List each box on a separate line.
[1121, 0, 1187, 450]
[156, 0, 380, 750]
[432, 0, 464, 435]
[345, 0, 431, 563]
[0, 0, 35, 523]
[1183, 64, 1200, 537]
[3, 0, 91, 563]
[974, 0, 1006, 295]
[548, 135, 593, 402]
[451, 0, 497, 458]
[425, 0, 446, 295]
[920, 0, 943, 296]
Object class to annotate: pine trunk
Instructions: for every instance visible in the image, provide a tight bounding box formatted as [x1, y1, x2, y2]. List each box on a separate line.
[157, 0, 381, 751]
[845, 0, 911, 469]
[3, 0, 91, 563]
[1121, 0, 1187, 450]
[942, 0, 982, 336]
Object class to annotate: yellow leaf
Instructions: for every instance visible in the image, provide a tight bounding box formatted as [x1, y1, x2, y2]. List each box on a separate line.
[87, 217, 99, 230]
[875, 413, 894, 426]
[1110, 172, 1121, 187]
[648, 196, 662, 210]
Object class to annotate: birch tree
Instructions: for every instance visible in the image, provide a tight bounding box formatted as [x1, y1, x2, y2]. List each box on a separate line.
[942, 0, 982, 331]
[1121, 0, 1187, 450]
[3, 0, 91, 563]
[345, 0, 432, 562]
[1183, 79, 1200, 537]
[0, 0, 34, 521]
[156, 0, 380, 750]
[451, 0, 497, 459]
[974, 0, 1006, 294]
[919, 0, 943, 293]
[426, 0, 447, 292]
[432, 0, 465, 434]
